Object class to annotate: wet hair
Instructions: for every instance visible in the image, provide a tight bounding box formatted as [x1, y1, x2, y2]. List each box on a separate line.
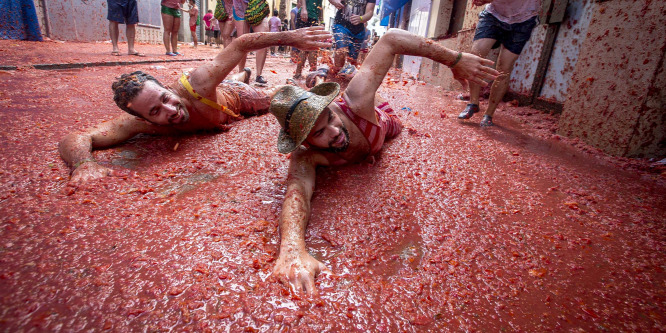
[111, 71, 164, 118]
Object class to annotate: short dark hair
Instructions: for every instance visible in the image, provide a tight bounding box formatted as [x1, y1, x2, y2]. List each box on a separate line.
[111, 71, 164, 118]
[273, 10, 278, 16]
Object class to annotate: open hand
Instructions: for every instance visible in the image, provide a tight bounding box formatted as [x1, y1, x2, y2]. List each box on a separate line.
[273, 249, 329, 295]
[70, 162, 111, 184]
[292, 26, 333, 51]
[450, 52, 499, 87]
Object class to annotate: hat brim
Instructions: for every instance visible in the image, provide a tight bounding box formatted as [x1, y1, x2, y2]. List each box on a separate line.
[276, 82, 340, 153]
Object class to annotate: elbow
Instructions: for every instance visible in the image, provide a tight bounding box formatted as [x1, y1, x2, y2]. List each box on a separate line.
[376, 29, 405, 49]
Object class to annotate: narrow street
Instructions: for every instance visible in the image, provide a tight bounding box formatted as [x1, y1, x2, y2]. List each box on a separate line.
[0, 39, 664, 331]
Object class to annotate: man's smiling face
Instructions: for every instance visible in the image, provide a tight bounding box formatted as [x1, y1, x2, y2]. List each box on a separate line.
[128, 81, 190, 126]
[305, 107, 350, 153]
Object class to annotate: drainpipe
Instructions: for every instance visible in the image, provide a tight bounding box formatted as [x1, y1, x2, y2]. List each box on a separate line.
[41, 0, 52, 38]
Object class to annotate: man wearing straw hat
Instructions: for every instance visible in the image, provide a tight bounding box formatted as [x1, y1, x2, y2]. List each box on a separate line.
[269, 28, 500, 294]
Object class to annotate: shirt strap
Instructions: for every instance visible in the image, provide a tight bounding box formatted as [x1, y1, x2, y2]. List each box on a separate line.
[179, 73, 239, 117]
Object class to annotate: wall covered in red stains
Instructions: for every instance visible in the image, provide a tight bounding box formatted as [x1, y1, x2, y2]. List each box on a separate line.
[539, 0, 593, 103]
[37, 0, 162, 42]
[559, 0, 666, 158]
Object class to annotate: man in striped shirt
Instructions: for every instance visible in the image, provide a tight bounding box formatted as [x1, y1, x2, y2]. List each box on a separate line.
[269, 28, 500, 295]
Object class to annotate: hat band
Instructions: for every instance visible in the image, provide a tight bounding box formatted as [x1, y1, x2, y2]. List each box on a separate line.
[284, 91, 313, 135]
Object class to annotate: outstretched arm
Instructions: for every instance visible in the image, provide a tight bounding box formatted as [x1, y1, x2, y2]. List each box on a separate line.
[58, 115, 174, 184]
[188, 26, 332, 97]
[273, 149, 330, 295]
[345, 28, 500, 116]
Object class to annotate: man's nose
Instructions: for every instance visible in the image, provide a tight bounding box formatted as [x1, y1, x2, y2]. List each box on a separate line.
[327, 125, 340, 137]
[165, 104, 178, 118]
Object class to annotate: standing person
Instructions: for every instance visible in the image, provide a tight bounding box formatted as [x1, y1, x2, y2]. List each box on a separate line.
[293, 0, 322, 79]
[182, 0, 199, 48]
[328, 0, 374, 78]
[268, 28, 499, 294]
[215, 0, 235, 48]
[161, 0, 185, 56]
[211, 17, 221, 47]
[457, 0, 540, 126]
[280, 18, 290, 54]
[268, 10, 282, 56]
[203, 9, 214, 46]
[107, 0, 144, 56]
[289, 6, 300, 63]
[232, 0, 271, 85]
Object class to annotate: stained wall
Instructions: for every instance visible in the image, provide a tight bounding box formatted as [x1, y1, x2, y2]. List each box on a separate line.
[559, 0, 666, 157]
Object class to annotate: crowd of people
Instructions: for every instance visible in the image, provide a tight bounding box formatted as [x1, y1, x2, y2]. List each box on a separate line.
[98, 0, 534, 294]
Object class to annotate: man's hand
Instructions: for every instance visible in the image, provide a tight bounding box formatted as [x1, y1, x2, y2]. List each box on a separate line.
[451, 52, 500, 87]
[273, 248, 329, 295]
[291, 26, 333, 51]
[300, 8, 308, 22]
[349, 14, 363, 25]
[70, 161, 112, 184]
[472, 0, 492, 6]
[329, 0, 344, 10]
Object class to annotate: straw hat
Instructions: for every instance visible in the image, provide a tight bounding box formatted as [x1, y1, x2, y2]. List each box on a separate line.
[270, 82, 340, 153]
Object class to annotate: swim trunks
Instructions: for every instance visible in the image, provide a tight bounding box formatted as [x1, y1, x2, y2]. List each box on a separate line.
[161, 5, 182, 18]
[107, 0, 139, 25]
[474, 9, 538, 55]
[332, 24, 366, 60]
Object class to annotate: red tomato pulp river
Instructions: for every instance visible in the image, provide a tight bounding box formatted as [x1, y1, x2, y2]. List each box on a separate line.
[0, 40, 664, 331]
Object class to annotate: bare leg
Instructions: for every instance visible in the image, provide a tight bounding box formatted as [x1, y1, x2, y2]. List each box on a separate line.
[252, 17, 269, 78]
[126, 24, 137, 54]
[222, 20, 233, 47]
[229, 70, 249, 82]
[485, 46, 519, 117]
[468, 38, 495, 105]
[294, 50, 307, 78]
[109, 21, 120, 53]
[234, 19, 249, 71]
[171, 17, 181, 53]
[190, 28, 198, 48]
[308, 50, 317, 71]
[332, 47, 347, 75]
[161, 13, 174, 53]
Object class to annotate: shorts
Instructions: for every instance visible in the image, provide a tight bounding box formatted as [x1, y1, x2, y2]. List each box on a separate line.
[107, 0, 139, 25]
[205, 29, 214, 37]
[332, 24, 366, 60]
[161, 5, 182, 18]
[233, 0, 247, 21]
[295, 17, 319, 29]
[218, 80, 270, 116]
[474, 9, 538, 55]
[190, 25, 197, 32]
[213, 30, 220, 38]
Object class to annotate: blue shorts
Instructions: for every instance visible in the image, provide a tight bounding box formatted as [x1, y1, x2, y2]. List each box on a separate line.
[232, 7, 244, 21]
[473, 9, 538, 55]
[332, 24, 366, 60]
[107, 0, 139, 25]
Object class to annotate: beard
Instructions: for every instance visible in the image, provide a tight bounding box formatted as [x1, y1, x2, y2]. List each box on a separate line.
[176, 103, 190, 123]
[324, 125, 350, 153]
